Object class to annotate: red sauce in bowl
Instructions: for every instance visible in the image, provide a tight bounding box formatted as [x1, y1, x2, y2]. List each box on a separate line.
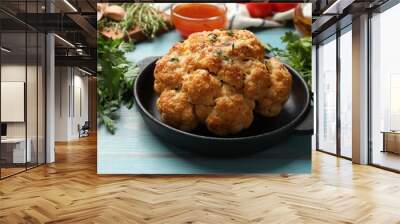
[171, 3, 227, 38]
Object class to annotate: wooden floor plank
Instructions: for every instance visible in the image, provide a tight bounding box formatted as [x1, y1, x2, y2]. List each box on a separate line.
[0, 135, 400, 223]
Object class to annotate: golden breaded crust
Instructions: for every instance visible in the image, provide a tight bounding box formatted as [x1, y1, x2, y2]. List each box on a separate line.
[154, 30, 292, 135]
[154, 56, 184, 93]
[257, 58, 292, 117]
[206, 94, 254, 136]
[182, 69, 221, 105]
[243, 60, 271, 100]
[217, 62, 244, 89]
[195, 105, 213, 124]
[156, 90, 198, 131]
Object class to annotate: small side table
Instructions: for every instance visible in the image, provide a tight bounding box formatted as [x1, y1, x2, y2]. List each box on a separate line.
[381, 131, 400, 154]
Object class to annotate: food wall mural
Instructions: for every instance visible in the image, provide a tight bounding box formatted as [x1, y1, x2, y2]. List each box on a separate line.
[97, 2, 313, 174]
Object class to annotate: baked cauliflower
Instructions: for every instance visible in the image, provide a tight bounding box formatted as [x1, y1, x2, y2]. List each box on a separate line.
[154, 29, 292, 136]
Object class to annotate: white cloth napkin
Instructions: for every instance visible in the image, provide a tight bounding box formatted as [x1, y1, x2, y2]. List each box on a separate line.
[154, 3, 296, 30]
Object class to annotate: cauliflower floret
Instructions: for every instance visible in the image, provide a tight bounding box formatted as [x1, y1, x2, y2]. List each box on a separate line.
[220, 83, 240, 96]
[156, 90, 198, 131]
[217, 62, 244, 89]
[154, 56, 184, 93]
[257, 58, 292, 117]
[182, 69, 221, 105]
[195, 105, 214, 124]
[243, 60, 271, 100]
[206, 94, 254, 136]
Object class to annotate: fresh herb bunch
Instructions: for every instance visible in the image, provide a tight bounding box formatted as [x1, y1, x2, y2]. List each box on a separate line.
[266, 32, 312, 88]
[97, 36, 139, 134]
[98, 3, 167, 39]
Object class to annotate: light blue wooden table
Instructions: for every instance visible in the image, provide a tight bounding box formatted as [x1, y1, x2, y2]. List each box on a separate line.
[98, 28, 312, 174]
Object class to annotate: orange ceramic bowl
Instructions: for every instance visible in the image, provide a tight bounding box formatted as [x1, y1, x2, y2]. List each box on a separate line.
[171, 3, 227, 38]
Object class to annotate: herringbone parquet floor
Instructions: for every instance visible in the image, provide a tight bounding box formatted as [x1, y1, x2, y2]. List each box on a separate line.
[1, 134, 400, 224]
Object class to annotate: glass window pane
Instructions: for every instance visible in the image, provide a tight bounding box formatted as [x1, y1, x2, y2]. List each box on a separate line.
[38, 32, 45, 165]
[0, 0, 46, 179]
[1, 31, 27, 177]
[27, 31, 38, 169]
[318, 37, 337, 154]
[371, 3, 400, 171]
[340, 29, 352, 158]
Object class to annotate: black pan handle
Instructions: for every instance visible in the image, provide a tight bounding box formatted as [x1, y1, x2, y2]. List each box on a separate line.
[137, 56, 160, 73]
[293, 106, 314, 135]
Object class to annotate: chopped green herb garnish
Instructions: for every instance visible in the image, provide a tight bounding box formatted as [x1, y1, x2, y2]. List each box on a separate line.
[170, 57, 179, 62]
[215, 50, 231, 62]
[227, 30, 234, 36]
[208, 33, 218, 42]
[231, 42, 235, 51]
[215, 50, 223, 57]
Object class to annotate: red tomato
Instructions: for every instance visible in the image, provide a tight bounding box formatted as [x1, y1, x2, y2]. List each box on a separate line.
[245, 3, 273, 18]
[272, 3, 298, 12]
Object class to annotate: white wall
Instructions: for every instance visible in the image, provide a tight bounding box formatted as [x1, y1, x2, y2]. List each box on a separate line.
[1, 65, 36, 137]
[1, 65, 26, 140]
[1, 82, 25, 122]
[72, 73, 89, 138]
[55, 66, 69, 141]
[54, 66, 89, 141]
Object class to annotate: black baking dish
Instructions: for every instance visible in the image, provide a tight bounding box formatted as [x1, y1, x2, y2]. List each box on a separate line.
[134, 56, 313, 157]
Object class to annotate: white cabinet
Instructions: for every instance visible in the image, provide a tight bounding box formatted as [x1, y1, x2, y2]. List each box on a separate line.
[1, 138, 32, 163]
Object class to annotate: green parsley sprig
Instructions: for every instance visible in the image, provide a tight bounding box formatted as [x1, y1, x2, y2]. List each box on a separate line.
[97, 36, 139, 134]
[266, 32, 312, 88]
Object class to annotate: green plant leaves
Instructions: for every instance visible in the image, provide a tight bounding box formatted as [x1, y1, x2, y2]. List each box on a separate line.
[266, 32, 312, 88]
[97, 36, 138, 134]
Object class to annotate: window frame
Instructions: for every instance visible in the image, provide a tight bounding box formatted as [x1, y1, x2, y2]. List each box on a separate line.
[314, 23, 353, 161]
